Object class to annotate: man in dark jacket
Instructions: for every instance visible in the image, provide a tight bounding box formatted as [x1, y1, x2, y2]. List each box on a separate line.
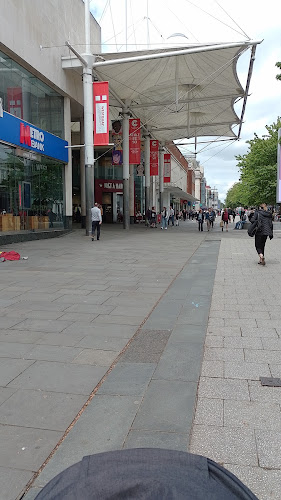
[254, 203, 273, 265]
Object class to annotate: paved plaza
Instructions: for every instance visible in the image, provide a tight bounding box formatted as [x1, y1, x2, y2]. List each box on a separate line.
[0, 219, 281, 499]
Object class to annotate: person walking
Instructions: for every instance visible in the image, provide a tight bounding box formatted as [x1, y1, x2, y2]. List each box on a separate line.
[169, 206, 175, 226]
[253, 203, 273, 265]
[197, 209, 204, 231]
[221, 208, 230, 232]
[91, 202, 102, 241]
[205, 209, 211, 231]
[161, 207, 168, 229]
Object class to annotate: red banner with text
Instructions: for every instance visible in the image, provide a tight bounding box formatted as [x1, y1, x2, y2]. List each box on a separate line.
[164, 153, 171, 183]
[129, 118, 141, 164]
[93, 81, 109, 145]
[150, 139, 159, 176]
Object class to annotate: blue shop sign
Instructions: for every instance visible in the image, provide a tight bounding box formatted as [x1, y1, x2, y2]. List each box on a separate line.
[0, 111, 68, 163]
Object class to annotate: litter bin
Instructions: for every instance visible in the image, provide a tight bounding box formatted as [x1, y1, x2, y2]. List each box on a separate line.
[34, 448, 258, 499]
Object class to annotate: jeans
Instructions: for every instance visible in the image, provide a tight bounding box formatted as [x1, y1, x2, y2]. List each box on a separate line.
[198, 221, 203, 231]
[92, 220, 100, 239]
[161, 216, 167, 229]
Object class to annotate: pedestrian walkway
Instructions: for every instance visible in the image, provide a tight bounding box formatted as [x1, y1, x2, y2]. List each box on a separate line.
[0, 219, 280, 499]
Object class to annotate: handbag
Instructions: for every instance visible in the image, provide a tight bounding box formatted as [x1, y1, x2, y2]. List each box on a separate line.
[247, 212, 261, 237]
[220, 220, 224, 227]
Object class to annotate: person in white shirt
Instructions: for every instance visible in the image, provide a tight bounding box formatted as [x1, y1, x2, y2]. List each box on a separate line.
[91, 202, 102, 241]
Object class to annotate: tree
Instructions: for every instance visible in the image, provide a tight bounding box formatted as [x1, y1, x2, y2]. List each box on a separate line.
[276, 62, 281, 81]
[234, 118, 281, 206]
[225, 182, 247, 208]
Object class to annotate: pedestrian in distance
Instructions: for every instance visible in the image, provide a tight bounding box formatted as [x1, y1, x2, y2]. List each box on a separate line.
[150, 206, 157, 228]
[161, 207, 168, 229]
[253, 203, 273, 266]
[205, 209, 211, 231]
[91, 202, 102, 241]
[197, 208, 204, 231]
[221, 208, 230, 231]
[168, 206, 175, 226]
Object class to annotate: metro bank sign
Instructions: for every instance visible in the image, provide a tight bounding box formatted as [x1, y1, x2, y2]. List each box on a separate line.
[0, 111, 68, 163]
[20, 123, 45, 151]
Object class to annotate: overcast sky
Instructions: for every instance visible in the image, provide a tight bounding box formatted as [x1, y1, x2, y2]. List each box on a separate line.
[90, 0, 281, 201]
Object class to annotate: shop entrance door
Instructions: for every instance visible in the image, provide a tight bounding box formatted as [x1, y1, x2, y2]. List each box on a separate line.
[102, 192, 113, 223]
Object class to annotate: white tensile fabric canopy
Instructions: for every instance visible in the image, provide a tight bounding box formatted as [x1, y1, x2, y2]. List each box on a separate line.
[92, 41, 260, 143]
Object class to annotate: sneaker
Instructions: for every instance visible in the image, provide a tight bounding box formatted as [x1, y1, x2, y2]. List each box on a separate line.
[165, 227, 167, 230]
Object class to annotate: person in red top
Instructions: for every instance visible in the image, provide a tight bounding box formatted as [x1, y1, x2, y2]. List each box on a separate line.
[221, 208, 230, 232]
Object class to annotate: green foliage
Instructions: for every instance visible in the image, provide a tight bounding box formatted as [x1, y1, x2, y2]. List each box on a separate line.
[276, 62, 281, 81]
[225, 118, 281, 207]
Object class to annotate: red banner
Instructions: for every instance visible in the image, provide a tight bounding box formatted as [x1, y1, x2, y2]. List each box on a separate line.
[150, 139, 159, 176]
[164, 153, 171, 183]
[129, 118, 141, 164]
[93, 82, 109, 145]
[7, 87, 23, 118]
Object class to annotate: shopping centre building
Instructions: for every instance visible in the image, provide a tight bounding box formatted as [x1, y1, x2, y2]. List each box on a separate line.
[0, 0, 259, 235]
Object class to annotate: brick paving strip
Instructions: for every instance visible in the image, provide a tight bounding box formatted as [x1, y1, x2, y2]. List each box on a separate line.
[189, 236, 281, 500]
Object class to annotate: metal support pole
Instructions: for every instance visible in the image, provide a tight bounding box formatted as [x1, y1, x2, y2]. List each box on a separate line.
[83, 0, 95, 236]
[144, 133, 150, 215]
[159, 143, 164, 212]
[129, 164, 135, 224]
[123, 103, 130, 229]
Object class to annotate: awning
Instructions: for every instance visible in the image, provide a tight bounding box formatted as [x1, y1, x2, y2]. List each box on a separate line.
[164, 185, 198, 203]
[91, 41, 261, 143]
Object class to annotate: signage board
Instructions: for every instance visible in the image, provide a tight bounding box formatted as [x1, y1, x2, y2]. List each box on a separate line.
[0, 111, 68, 162]
[150, 139, 159, 176]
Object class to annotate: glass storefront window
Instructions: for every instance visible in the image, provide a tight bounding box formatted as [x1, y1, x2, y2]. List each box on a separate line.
[0, 144, 64, 230]
[0, 50, 64, 138]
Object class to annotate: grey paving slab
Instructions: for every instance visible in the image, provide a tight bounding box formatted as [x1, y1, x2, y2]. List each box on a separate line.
[241, 327, 278, 338]
[255, 429, 281, 468]
[225, 464, 281, 500]
[224, 361, 271, 380]
[224, 337, 263, 349]
[0, 387, 17, 406]
[204, 346, 244, 362]
[24, 345, 82, 362]
[0, 329, 44, 343]
[201, 360, 224, 377]
[0, 466, 34, 500]
[92, 314, 144, 325]
[0, 424, 62, 470]
[0, 316, 24, 329]
[0, 342, 36, 358]
[11, 318, 72, 333]
[194, 398, 223, 426]
[268, 363, 281, 377]
[153, 342, 203, 382]
[0, 358, 35, 386]
[168, 324, 206, 344]
[204, 335, 224, 347]
[72, 348, 118, 366]
[224, 400, 281, 430]
[36, 332, 85, 346]
[31, 395, 141, 489]
[123, 430, 188, 451]
[97, 362, 156, 396]
[248, 380, 281, 403]
[76, 335, 129, 351]
[197, 377, 250, 400]
[132, 379, 197, 433]
[262, 338, 281, 350]
[7, 361, 106, 395]
[245, 348, 281, 363]
[189, 425, 258, 466]
[0, 389, 86, 431]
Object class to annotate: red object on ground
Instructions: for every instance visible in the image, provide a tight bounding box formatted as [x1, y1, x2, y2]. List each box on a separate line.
[0, 251, 21, 261]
